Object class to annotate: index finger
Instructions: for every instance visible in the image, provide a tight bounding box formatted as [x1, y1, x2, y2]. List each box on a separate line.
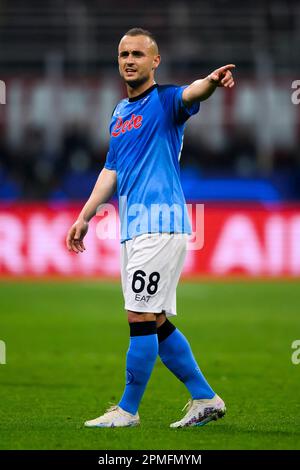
[218, 64, 236, 73]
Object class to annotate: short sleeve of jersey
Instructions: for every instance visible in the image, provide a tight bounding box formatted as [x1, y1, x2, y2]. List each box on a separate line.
[158, 85, 200, 124]
[104, 144, 116, 171]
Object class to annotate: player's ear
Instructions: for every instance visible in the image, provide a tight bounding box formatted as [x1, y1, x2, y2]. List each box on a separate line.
[152, 55, 161, 70]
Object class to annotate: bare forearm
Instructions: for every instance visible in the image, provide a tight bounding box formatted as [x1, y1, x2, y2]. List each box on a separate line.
[183, 77, 217, 105]
[77, 168, 117, 222]
[182, 64, 235, 106]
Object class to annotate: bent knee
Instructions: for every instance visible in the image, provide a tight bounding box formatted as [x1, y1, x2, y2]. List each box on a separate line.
[127, 310, 157, 323]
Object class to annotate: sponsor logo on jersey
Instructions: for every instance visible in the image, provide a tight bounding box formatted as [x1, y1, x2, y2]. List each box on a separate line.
[112, 114, 143, 137]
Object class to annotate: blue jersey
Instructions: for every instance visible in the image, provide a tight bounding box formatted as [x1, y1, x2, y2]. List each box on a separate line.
[104, 84, 200, 242]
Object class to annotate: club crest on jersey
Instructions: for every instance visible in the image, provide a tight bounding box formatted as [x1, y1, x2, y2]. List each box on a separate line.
[112, 114, 143, 137]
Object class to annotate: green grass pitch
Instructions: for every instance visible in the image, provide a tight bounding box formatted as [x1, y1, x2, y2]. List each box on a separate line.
[0, 279, 300, 450]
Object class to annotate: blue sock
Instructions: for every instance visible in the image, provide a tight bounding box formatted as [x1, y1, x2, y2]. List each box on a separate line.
[119, 321, 158, 415]
[158, 319, 215, 399]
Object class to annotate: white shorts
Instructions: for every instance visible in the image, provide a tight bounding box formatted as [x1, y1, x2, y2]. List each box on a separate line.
[121, 233, 188, 317]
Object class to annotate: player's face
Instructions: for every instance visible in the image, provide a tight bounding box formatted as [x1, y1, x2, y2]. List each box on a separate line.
[118, 35, 160, 88]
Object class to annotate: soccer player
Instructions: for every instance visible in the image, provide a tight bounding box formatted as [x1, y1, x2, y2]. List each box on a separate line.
[66, 28, 235, 428]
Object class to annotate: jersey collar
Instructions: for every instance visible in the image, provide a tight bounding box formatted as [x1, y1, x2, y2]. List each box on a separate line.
[128, 84, 158, 102]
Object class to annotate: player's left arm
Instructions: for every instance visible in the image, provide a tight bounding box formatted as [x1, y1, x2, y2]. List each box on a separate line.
[182, 64, 236, 106]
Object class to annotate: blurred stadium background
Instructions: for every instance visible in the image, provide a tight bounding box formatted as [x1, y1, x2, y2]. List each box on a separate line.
[0, 0, 300, 277]
[1, 0, 300, 451]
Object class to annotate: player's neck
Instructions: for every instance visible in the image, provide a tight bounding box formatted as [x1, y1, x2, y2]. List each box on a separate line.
[126, 79, 156, 99]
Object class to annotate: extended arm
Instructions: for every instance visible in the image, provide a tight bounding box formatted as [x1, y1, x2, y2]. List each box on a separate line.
[182, 64, 235, 106]
[66, 168, 117, 253]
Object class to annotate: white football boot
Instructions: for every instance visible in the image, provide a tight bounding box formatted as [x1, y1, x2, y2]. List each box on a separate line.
[84, 405, 140, 428]
[170, 394, 226, 428]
